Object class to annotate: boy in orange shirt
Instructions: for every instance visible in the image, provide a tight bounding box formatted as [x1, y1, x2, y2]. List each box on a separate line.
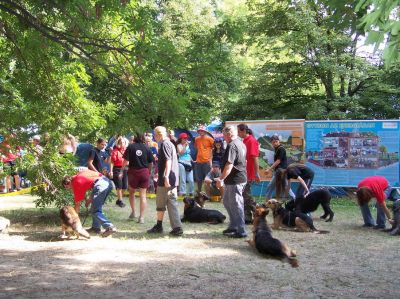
[194, 125, 214, 193]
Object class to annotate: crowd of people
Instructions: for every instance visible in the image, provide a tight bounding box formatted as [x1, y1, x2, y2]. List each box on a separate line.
[60, 123, 400, 238]
[2, 123, 399, 238]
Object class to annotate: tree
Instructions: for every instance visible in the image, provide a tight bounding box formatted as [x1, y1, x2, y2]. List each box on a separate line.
[224, 0, 400, 121]
[355, 0, 400, 66]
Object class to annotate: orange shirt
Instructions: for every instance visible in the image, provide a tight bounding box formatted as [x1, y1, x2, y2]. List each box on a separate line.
[195, 135, 214, 163]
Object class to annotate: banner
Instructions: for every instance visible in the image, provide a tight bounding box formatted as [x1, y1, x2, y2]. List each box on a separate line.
[305, 120, 400, 186]
[225, 120, 305, 181]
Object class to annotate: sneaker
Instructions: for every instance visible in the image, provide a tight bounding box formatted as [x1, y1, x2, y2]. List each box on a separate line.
[128, 212, 136, 221]
[389, 227, 400, 236]
[147, 224, 163, 234]
[87, 227, 101, 234]
[222, 228, 237, 235]
[137, 217, 144, 224]
[102, 226, 117, 237]
[116, 200, 126, 208]
[169, 227, 183, 236]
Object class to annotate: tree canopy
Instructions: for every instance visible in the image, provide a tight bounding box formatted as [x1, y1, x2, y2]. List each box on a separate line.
[0, 0, 399, 206]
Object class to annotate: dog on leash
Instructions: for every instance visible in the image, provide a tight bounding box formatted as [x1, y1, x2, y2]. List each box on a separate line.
[286, 189, 334, 222]
[181, 197, 226, 224]
[247, 204, 298, 267]
[266, 199, 328, 233]
[60, 206, 90, 239]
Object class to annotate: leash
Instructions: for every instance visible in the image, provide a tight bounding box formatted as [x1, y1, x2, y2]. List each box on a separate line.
[82, 206, 89, 226]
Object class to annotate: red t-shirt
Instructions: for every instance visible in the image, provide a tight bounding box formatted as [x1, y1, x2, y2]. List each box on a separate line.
[358, 176, 388, 204]
[243, 134, 259, 180]
[71, 170, 102, 203]
[111, 147, 126, 167]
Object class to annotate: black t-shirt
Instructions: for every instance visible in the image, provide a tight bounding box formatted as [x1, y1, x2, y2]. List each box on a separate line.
[123, 143, 154, 169]
[89, 148, 109, 172]
[221, 138, 247, 185]
[157, 139, 179, 187]
[286, 164, 314, 180]
[274, 145, 287, 169]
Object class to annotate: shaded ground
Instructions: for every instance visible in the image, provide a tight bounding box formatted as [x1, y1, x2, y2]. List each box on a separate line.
[0, 195, 399, 299]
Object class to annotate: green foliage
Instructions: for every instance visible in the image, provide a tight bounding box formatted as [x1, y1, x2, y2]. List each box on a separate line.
[356, 0, 400, 66]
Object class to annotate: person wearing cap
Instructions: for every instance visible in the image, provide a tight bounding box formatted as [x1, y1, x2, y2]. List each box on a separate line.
[177, 132, 194, 196]
[194, 125, 214, 193]
[31, 135, 43, 156]
[264, 135, 295, 200]
[204, 162, 224, 197]
[237, 124, 259, 224]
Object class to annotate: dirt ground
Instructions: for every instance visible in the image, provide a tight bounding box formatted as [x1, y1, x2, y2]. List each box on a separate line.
[0, 194, 399, 299]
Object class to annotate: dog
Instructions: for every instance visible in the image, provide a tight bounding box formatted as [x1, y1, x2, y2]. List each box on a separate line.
[286, 189, 334, 222]
[193, 191, 210, 208]
[265, 199, 328, 233]
[60, 206, 90, 239]
[181, 197, 226, 224]
[247, 204, 298, 268]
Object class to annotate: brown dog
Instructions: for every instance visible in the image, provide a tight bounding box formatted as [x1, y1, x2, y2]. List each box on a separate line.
[60, 206, 90, 239]
[265, 199, 315, 232]
[247, 204, 298, 267]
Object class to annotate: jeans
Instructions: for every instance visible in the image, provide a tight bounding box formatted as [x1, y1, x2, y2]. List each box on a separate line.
[178, 163, 194, 195]
[91, 176, 114, 229]
[360, 202, 386, 227]
[223, 183, 247, 235]
[265, 173, 295, 200]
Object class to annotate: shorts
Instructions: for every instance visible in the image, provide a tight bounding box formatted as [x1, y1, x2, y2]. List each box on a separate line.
[195, 162, 211, 182]
[128, 167, 150, 189]
[112, 167, 128, 190]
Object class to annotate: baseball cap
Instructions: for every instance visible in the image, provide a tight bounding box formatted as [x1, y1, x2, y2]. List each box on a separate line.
[179, 132, 189, 139]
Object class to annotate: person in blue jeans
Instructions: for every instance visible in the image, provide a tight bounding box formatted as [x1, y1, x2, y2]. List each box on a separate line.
[176, 133, 194, 196]
[356, 176, 394, 230]
[62, 169, 116, 237]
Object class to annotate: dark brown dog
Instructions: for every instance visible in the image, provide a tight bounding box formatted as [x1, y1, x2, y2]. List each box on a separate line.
[247, 204, 298, 268]
[181, 197, 226, 224]
[60, 206, 90, 239]
[265, 199, 329, 233]
[194, 191, 211, 208]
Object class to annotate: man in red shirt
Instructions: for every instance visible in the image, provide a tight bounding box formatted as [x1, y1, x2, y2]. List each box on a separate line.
[62, 169, 116, 237]
[238, 124, 260, 224]
[356, 176, 394, 229]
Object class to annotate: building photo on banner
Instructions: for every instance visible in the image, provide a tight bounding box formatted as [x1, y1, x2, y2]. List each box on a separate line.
[305, 120, 400, 187]
[226, 119, 400, 196]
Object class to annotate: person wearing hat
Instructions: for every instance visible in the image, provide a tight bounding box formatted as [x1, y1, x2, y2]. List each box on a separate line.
[31, 135, 43, 156]
[177, 132, 194, 196]
[194, 125, 214, 193]
[204, 162, 224, 197]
